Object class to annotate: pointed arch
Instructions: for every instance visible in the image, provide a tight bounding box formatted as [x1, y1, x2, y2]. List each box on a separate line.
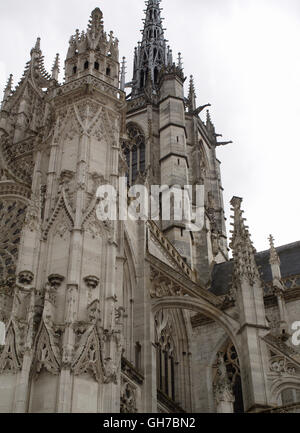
[123, 123, 146, 186]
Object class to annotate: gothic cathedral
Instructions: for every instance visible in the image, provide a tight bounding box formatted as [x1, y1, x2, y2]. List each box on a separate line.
[0, 1, 300, 413]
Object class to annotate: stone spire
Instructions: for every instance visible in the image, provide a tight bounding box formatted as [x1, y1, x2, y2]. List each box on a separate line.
[188, 75, 196, 112]
[51, 53, 60, 81]
[120, 56, 126, 91]
[131, 0, 168, 96]
[31, 37, 41, 55]
[177, 52, 183, 70]
[1, 74, 13, 106]
[206, 109, 215, 135]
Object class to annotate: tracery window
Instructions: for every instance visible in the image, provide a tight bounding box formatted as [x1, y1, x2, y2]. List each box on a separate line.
[122, 124, 146, 186]
[215, 343, 244, 413]
[155, 311, 176, 401]
[0, 200, 27, 283]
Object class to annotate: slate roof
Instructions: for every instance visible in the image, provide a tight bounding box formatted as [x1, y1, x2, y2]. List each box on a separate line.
[210, 241, 300, 296]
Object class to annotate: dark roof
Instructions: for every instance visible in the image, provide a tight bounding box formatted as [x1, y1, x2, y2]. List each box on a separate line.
[210, 241, 300, 296]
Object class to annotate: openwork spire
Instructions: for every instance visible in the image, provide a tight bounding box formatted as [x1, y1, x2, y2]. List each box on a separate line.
[230, 197, 260, 285]
[132, 0, 169, 96]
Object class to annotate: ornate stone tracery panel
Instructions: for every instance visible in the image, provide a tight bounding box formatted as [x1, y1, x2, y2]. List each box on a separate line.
[122, 123, 146, 186]
[120, 376, 137, 413]
[0, 199, 27, 282]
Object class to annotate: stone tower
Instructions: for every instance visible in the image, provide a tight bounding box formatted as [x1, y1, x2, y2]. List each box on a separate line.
[1, 2, 300, 414]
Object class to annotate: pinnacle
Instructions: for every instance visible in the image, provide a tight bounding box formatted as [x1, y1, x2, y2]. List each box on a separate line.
[177, 52, 183, 70]
[51, 53, 60, 80]
[188, 75, 196, 99]
[34, 37, 41, 52]
[2, 74, 13, 104]
[6, 74, 13, 89]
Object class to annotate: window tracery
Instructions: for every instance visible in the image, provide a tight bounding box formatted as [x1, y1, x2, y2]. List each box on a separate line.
[155, 310, 176, 401]
[122, 124, 146, 186]
[213, 343, 244, 413]
[0, 200, 27, 282]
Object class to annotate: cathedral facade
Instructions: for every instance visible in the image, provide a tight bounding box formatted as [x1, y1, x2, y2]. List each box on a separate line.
[0, 1, 300, 413]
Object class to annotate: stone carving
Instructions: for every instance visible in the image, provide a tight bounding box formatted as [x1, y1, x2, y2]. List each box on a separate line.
[150, 267, 185, 299]
[120, 377, 137, 413]
[71, 298, 124, 384]
[43, 190, 74, 240]
[32, 274, 64, 378]
[213, 352, 235, 405]
[269, 355, 299, 376]
[84, 275, 100, 290]
[0, 199, 28, 282]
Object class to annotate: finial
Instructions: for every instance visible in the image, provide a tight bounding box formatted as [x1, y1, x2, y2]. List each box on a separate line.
[269, 234, 281, 266]
[88, 7, 103, 33]
[51, 53, 60, 81]
[35, 37, 41, 51]
[189, 75, 195, 93]
[30, 37, 41, 57]
[177, 52, 183, 70]
[120, 56, 126, 91]
[206, 109, 211, 123]
[187, 75, 197, 112]
[230, 196, 243, 209]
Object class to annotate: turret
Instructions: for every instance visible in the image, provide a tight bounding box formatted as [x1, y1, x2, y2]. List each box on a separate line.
[64, 8, 119, 87]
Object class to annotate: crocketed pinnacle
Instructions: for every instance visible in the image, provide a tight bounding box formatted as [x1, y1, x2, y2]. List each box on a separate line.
[51, 54, 60, 81]
[230, 197, 260, 285]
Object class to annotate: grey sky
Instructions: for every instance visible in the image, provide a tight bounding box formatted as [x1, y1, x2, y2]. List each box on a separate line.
[0, 0, 299, 253]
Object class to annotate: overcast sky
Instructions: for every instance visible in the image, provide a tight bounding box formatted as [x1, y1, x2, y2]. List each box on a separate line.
[0, 0, 299, 253]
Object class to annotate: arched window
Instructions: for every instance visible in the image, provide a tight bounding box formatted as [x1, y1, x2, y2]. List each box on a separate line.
[73, 66, 77, 74]
[84, 61, 89, 70]
[94, 62, 99, 71]
[106, 67, 111, 76]
[155, 311, 176, 401]
[122, 124, 146, 186]
[214, 343, 244, 413]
